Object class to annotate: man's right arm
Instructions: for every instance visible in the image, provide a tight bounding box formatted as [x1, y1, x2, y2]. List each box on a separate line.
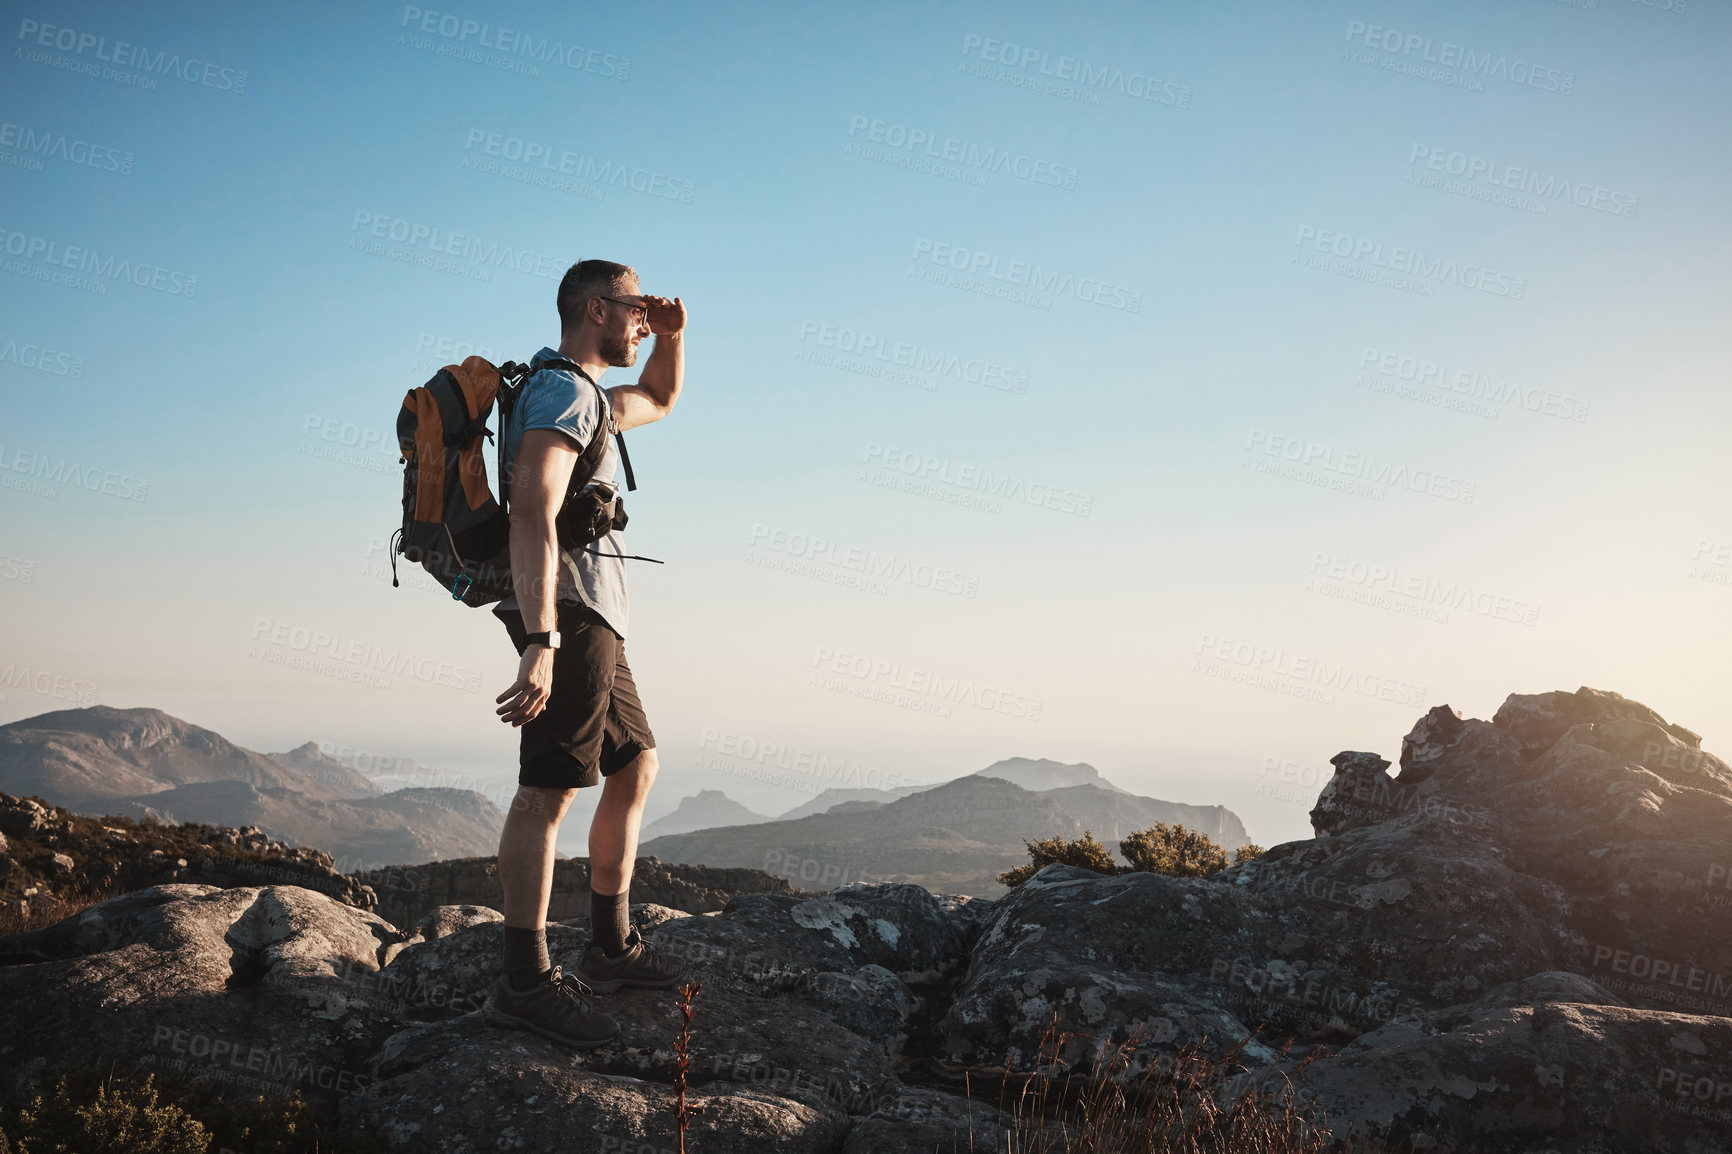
[496, 428, 579, 726]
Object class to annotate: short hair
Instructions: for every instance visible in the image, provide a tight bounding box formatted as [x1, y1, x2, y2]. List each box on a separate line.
[556, 259, 636, 332]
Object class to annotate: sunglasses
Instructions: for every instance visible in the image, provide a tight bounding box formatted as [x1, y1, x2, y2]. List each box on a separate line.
[596, 296, 648, 324]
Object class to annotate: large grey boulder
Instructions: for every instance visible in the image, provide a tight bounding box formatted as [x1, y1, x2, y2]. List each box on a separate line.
[0, 884, 411, 1109]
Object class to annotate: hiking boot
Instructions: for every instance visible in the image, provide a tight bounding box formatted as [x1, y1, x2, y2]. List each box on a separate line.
[483, 964, 619, 1048]
[577, 927, 685, 993]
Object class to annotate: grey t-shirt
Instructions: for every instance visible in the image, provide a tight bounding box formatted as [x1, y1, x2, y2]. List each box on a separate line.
[496, 347, 629, 639]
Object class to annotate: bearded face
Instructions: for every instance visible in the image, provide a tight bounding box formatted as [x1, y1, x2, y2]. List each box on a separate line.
[599, 326, 639, 368]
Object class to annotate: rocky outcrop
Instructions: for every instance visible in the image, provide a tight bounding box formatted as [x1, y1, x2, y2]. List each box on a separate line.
[0, 791, 378, 921]
[935, 687, 1732, 1151]
[2, 687, 1728, 1153]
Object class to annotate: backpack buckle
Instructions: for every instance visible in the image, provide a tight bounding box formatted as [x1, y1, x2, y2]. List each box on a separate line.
[450, 573, 472, 600]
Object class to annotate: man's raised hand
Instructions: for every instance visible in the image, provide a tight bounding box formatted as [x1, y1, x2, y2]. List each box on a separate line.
[643, 294, 686, 336]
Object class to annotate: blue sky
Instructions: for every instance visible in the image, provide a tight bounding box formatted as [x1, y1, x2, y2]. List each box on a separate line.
[3, 0, 1729, 850]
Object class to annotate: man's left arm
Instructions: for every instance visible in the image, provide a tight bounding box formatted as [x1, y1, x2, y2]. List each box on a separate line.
[611, 294, 685, 431]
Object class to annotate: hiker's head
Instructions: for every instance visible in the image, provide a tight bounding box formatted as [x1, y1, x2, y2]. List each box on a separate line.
[557, 259, 646, 367]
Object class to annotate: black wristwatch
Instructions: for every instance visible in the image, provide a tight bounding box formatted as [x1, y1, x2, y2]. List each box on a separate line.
[524, 631, 561, 650]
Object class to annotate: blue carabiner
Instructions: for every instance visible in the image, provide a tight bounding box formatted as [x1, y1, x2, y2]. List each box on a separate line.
[450, 573, 473, 600]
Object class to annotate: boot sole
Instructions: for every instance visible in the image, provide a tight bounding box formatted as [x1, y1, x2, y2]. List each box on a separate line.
[482, 1001, 619, 1049]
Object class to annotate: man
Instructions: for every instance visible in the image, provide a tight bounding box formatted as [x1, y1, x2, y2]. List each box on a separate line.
[483, 259, 685, 1047]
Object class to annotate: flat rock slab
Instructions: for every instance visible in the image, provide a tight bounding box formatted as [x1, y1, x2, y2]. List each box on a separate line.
[345, 1013, 851, 1154]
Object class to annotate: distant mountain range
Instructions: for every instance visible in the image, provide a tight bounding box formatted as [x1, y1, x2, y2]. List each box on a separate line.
[0, 708, 1249, 889]
[643, 758, 1250, 896]
[777, 786, 924, 820]
[0, 707, 503, 869]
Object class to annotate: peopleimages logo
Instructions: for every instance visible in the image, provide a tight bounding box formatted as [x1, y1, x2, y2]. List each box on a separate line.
[911, 238, 1142, 312]
[15, 18, 248, 93]
[748, 523, 979, 598]
[960, 34, 1191, 107]
[1407, 144, 1637, 220]
[0, 120, 132, 175]
[398, 6, 630, 78]
[0, 444, 149, 501]
[862, 442, 1092, 516]
[846, 115, 1078, 189]
[0, 336, 83, 378]
[1342, 21, 1574, 95]
[1357, 346, 1589, 423]
[249, 618, 484, 693]
[797, 320, 1028, 394]
[1245, 428, 1476, 504]
[462, 129, 694, 202]
[0, 227, 198, 297]
[1295, 226, 1525, 300]
[349, 210, 561, 279]
[811, 646, 1044, 721]
[0, 664, 99, 706]
[1193, 633, 1427, 708]
[1306, 552, 1540, 626]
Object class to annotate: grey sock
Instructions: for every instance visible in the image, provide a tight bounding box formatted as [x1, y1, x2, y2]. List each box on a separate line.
[502, 925, 551, 991]
[591, 888, 631, 956]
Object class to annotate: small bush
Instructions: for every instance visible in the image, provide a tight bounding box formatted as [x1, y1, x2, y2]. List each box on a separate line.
[4, 1072, 209, 1154]
[1000, 826, 1263, 888]
[0, 883, 121, 937]
[0, 1066, 389, 1154]
[998, 831, 1121, 887]
[1120, 824, 1228, 878]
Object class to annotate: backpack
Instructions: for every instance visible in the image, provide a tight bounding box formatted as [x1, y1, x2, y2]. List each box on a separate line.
[390, 352, 636, 607]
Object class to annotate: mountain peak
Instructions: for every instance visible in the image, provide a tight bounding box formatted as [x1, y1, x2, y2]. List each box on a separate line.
[2, 705, 227, 754]
[973, 757, 1125, 793]
[640, 790, 770, 841]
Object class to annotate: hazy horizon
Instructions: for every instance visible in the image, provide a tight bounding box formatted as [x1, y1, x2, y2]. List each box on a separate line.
[4, 1, 1729, 853]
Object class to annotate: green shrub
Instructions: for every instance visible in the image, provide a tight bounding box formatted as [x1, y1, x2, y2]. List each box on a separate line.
[1120, 824, 1228, 878]
[0, 1066, 388, 1154]
[998, 830, 1121, 887]
[1000, 826, 1262, 888]
[6, 1072, 209, 1154]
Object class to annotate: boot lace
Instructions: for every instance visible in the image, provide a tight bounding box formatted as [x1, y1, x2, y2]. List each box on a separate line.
[549, 964, 598, 1012]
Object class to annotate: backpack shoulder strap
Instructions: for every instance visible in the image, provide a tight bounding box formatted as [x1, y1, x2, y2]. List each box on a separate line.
[491, 359, 540, 515]
[530, 354, 637, 492]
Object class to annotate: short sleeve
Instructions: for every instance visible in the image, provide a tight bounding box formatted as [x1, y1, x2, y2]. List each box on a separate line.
[519, 370, 602, 451]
